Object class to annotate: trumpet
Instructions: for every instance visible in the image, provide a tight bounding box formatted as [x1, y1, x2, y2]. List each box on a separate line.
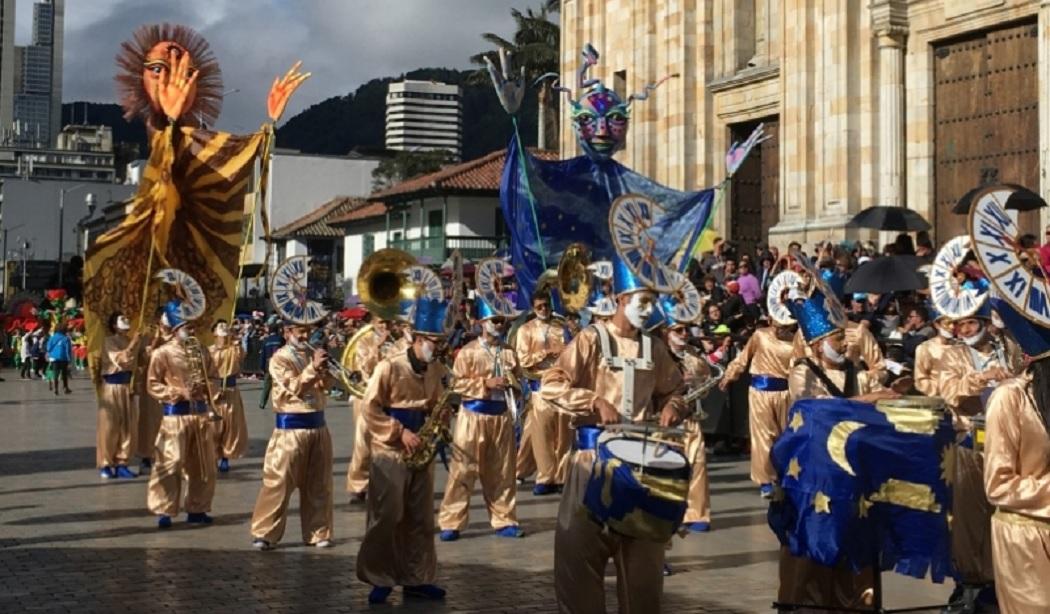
[305, 341, 357, 383]
[682, 363, 724, 405]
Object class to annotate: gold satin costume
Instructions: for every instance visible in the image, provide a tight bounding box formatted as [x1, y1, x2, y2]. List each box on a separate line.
[724, 327, 794, 485]
[146, 337, 217, 517]
[345, 329, 386, 495]
[438, 338, 521, 532]
[356, 352, 446, 588]
[792, 321, 885, 382]
[135, 337, 164, 460]
[249, 346, 336, 545]
[983, 373, 1050, 614]
[541, 321, 685, 614]
[936, 339, 1021, 585]
[96, 333, 140, 468]
[779, 357, 881, 610]
[515, 316, 569, 485]
[913, 335, 953, 397]
[677, 350, 711, 524]
[209, 341, 248, 460]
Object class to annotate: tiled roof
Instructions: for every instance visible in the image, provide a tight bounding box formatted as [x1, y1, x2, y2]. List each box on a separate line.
[327, 201, 388, 227]
[271, 196, 367, 239]
[369, 147, 559, 203]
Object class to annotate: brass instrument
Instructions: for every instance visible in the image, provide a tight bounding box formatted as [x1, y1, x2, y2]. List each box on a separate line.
[181, 335, 222, 423]
[340, 324, 374, 398]
[304, 340, 356, 384]
[557, 243, 592, 314]
[358, 248, 417, 321]
[682, 363, 724, 406]
[403, 379, 461, 471]
[492, 345, 519, 421]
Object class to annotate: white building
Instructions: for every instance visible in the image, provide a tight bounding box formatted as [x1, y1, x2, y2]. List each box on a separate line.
[0, 124, 116, 183]
[385, 80, 462, 159]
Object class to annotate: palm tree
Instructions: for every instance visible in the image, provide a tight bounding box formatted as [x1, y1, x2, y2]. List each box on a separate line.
[470, 1, 560, 150]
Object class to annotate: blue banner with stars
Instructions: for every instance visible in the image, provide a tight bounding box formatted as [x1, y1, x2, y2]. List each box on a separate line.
[767, 398, 956, 582]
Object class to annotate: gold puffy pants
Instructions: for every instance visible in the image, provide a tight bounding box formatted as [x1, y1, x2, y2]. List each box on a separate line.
[438, 407, 518, 531]
[990, 510, 1050, 614]
[952, 445, 995, 584]
[516, 402, 537, 480]
[250, 425, 333, 545]
[532, 395, 572, 486]
[135, 382, 163, 460]
[555, 449, 666, 614]
[214, 387, 248, 459]
[147, 414, 217, 516]
[356, 449, 437, 587]
[96, 382, 138, 468]
[777, 548, 875, 612]
[345, 400, 371, 495]
[748, 387, 791, 485]
[682, 421, 710, 524]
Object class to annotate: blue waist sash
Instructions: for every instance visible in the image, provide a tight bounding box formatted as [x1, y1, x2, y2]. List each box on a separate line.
[576, 425, 602, 451]
[275, 411, 326, 429]
[462, 398, 507, 415]
[751, 375, 788, 392]
[385, 408, 426, 433]
[163, 400, 208, 416]
[526, 379, 541, 392]
[222, 375, 238, 388]
[102, 371, 132, 385]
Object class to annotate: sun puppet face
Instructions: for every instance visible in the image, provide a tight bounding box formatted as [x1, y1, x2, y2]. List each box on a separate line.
[142, 41, 198, 117]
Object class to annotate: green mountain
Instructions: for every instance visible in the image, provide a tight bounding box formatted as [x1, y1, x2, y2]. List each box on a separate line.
[275, 67, 543, 159]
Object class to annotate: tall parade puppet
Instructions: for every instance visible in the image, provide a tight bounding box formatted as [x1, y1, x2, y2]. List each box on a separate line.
[83, 24, 309, 365]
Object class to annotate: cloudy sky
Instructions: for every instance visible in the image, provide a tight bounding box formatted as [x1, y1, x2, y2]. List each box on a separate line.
[15, 0, 540, 131]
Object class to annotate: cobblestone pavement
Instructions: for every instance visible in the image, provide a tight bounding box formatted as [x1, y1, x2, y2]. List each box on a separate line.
[0, 374, 953, 613]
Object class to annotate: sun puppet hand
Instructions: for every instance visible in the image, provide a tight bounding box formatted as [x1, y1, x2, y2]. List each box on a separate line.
[267, 61, 311, 122]
[156, 46, 200, 122]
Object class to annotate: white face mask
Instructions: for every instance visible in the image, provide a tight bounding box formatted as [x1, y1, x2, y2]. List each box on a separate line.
[667, 331, 687, 351]
[938, 326, 954, 340]
[419, 339, 436, 363]
[214, 324, 229, 337]
[624, 294, 653, 329]
[116, 316, 131, 331]
[991, 311, 1005, 330]
[821, 338, 847, 365]
[483, 320, 501, 338]
[961, 325, 985, 348]
[176, 327, 191, 341]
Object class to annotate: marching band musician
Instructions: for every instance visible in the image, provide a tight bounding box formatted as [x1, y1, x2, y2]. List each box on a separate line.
[356, 297, 449, 605]
[515, 290, 571, 495]
[780, 279, 899, 611]
[96, 312, 145, 479]
[912, 309, 956, 397]
[209, 319, 248, 473]
[657, 296, 712, 533]
[542, 257, 686, 613]
[345, 315, 395, 502]
[135, 306, 167, 475]
[720, 271, 798, 499]
[249, 321, 338, 550]
[437, 297, 524, 540]
[146, 299, 218, 529]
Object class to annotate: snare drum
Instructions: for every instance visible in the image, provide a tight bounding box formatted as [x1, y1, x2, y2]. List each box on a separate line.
[582, 431, 691, 542]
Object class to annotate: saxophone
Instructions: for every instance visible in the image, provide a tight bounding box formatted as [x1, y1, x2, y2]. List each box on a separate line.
[403, 379, 459, 471]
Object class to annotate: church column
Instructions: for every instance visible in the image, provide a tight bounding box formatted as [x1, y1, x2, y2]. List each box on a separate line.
[877, 27, 907, 209]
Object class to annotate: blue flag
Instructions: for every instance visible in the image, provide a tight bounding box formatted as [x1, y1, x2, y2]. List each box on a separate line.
[500, 135, 715, 307]
[768, 398, 955, 582]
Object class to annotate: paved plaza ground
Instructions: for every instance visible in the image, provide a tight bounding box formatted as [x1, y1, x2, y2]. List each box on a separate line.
[0, 373, 954, 613]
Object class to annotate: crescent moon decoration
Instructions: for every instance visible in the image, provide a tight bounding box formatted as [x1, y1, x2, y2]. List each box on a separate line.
[609, 193, 677, 292]
[928, 235, 985, 319]
[475, 258, 521, 317]
[790, 248, 848, 328]
[269, 256, 329, 325]
[154, 268, 206, 321]
[826, 420, 866, 477]
[767, 270, 801, 325]
[968, 187, 1050, 327]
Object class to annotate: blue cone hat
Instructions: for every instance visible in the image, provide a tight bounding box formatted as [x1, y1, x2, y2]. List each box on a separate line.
[612, 254, 647, 296]
[161, 299, 186, 329]
[476, 296, 500, 321]
[990, 295, 1050, 360]
[788, 288, 844, 343]
[412, 298, 449, 336]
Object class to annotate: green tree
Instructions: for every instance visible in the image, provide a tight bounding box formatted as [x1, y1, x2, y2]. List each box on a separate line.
[371, 149, 458, 191]
[470, 1, 560, 150]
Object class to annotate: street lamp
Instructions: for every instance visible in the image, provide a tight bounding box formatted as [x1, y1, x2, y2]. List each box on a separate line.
[57, 184, 95, 288]
[75, 193, 98, 256]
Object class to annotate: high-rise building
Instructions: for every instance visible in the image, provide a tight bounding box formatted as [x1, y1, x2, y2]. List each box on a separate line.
[0, 0, 15, 134]
[385, 80, 462, 159]
[10, 0, 63, 148]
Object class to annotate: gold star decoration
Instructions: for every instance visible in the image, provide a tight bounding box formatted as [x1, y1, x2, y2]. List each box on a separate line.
[939, 445, 955, 486]
[787, 457, 802, 480]
[789, 411, 805, 432]
[858, 496, 873, 518]
[814, 491, 831, 514]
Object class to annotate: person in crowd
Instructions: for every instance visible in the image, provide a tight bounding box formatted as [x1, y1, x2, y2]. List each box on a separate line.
[736, 262, 761, 307]
[698, 275, 725, 307]
[46, 322, 73, 395]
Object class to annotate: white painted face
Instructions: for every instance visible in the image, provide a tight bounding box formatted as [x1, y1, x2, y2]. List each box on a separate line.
[821, 338, 847, 365]
[176, 327, 192, 341]
[419, 338, 436, 363]
[624, 293, 654, 329]
[214, 323, 229, 337]
[116, 316, 131, 331]
[483, 320, 501, 338]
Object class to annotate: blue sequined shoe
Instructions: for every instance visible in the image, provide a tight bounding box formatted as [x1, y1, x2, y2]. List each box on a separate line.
[494, 525, 524, 538]
[404, 584, 446, 600]
[684, 521, 711, 533]
[218, 458, 230, 473]
[759, 483, 774, 499]
[115, 465, 137, 479]
[99, 466, 115, 480]
[532, 483, 558, 496]
[438, 530, 460, 542]
[368, 586, 393, 604]
[157, 515, 172, 529]
[186, 512, 213, 524]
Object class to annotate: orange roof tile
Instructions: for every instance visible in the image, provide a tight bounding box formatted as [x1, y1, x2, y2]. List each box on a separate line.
[328, 201, 388, 226]
[271, 196, 367, 239]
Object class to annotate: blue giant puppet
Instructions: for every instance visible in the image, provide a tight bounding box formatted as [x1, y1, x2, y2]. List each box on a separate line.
[487, 44, 769, 307]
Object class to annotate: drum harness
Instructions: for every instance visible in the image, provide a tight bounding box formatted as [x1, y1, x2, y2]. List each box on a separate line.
[593, 322, 653, 420]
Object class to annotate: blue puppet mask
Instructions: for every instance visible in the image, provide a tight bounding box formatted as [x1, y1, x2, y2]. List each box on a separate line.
[571, 84, 630, 160]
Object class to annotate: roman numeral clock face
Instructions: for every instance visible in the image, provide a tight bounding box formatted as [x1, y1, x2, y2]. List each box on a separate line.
[609, 193, 675, 292]
[476, 258, 517, 316]
[969, 189, 1050, 326]
[929, 235, 983, 319]
[270, 256, 328, 324]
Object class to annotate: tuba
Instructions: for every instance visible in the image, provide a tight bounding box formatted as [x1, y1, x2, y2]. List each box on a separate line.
[340, 324, 375, 399]
[358, 249, 417, 321]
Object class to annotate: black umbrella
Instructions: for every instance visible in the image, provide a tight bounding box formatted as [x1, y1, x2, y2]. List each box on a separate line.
[952, 183, 1047, 214]
[846, 206, 931, 232]
[844, 255, 925, 294]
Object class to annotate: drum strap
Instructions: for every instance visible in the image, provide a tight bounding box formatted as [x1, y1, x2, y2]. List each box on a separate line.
[594, 323, 653, 418]
[802, 358, 857, 398]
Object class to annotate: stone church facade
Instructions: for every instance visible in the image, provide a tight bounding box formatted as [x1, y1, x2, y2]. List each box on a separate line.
[558, 0, 1050, 252]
